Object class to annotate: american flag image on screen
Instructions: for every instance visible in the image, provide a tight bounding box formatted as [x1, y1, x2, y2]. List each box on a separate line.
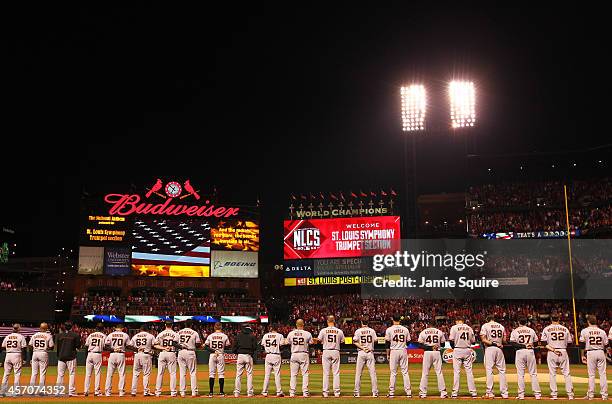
[131, 219, 211, 267]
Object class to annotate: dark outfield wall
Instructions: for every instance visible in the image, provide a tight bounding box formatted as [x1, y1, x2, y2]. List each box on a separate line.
[0, 291, 55, 322]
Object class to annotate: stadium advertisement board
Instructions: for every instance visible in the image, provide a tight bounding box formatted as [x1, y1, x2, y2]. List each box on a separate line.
[284, 275, 386, 287]
[103, 247, 131, 275]
[284, 216, 400, 260]
[79, 178, 259, 279]
[211, 250, 258, 278]
[283, 259, 314, 278]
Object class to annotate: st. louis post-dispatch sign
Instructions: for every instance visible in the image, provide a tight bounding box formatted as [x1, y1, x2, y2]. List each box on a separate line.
[283, 216, 400, 260]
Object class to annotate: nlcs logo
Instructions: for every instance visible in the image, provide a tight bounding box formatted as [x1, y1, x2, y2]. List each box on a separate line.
[293, 227, 320, 251]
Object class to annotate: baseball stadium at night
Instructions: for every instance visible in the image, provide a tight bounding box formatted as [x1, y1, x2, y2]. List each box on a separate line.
[2, 4, 610, 403]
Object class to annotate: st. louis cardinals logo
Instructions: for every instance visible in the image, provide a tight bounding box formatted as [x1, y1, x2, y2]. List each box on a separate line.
[145, 179, 201, 200]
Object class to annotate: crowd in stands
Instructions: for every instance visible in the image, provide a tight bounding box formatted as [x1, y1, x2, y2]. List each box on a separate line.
[468, 178, 612, 209]
[285, 294, 611, 342]
[0, 278, 53, 293]
[467, 178, 612, 235]
[71, 289, 267, 318]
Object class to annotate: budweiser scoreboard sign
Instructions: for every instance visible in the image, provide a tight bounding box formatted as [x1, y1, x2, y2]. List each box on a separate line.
[283, 216, 401, 259]
[79, 178, 258, 278]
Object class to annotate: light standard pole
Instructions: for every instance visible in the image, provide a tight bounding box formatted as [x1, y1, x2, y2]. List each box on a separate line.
[400, 84, 426, 238]
[449, 80, 477, 234]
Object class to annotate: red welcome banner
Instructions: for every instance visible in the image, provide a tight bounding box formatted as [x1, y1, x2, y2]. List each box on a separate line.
[284, 216, 401, 259]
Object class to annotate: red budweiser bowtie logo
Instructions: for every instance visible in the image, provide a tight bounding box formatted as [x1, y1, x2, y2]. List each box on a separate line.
[103, 179, 238, 218]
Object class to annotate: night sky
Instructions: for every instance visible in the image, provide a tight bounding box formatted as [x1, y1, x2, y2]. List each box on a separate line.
[3, 4, 609, 259]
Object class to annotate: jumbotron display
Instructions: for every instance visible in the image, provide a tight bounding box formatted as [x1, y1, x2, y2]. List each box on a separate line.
[283, 215, 401, 286]
[284, 216, 400, 259]
[78, 178, 259, 278]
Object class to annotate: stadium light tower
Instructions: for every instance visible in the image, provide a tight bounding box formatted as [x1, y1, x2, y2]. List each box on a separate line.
[399, 84, 426, 238]
[449, 80, 476, 128]
[400, 84, 427, 132]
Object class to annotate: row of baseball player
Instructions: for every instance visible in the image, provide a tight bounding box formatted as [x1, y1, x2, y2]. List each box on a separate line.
[1, 314, 610, 399]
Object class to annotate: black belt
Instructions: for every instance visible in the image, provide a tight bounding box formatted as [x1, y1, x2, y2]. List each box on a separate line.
[110, 351, 125, 354]
[587, 349, 603, 352]
[293, 351, 308, 354]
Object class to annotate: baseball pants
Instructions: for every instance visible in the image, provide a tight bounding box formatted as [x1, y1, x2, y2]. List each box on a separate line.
[388, 349, 411, 396]
[178, 350, 197, 396]
[547, 350, 573, 398]
[515, 349, 541, 398]
[419, 351, 445, 396]
[155, 351, 177, 396]
[30, 352, 49, 386]
[289, 352, 310, 396]
[322, 350, 341, 396]
[57, 358, 77, 395]
[105, 352, 126, 396]
[2, 353, 22, 391]
[234, 354, 254, 396]
[586, 350, 608, 399]
[452, 348, 476, 396]
[484, 346, 508, 396]
[354, 351, 378, 396]
[262, 354, 283, 395]
[208, 353, 225, 378]
[131, 352, 152, 395]
[84, 352, 102, 395]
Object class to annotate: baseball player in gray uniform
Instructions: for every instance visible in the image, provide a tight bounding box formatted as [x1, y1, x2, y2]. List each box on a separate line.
[479, 315, 508, 399]
[510, 318, 541, 400]
[417, 324, 447, 398]
[353, 318, 379, 397]
[154, 321, 180, 397]
[449, 317, 477, 398]
[579, 315, 608, 400]
[204, 322, 230, 397]
[103, 324, 130, 397]
[28, 322, 54, 388]
[384, 314, 412, 398]
[286, 319, 313, 397]
[315, 315, 345, 397]
[540, 314, 573, 400]
[83, 324, 106, 397]
[129, 324, 155, 397]
[177, 321, 202, 397]
[260, 324, 286, 397]
[1, 323, 27, 395]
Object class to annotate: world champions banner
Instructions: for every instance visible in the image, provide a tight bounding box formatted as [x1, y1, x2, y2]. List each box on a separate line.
[283, 216, 401, 259]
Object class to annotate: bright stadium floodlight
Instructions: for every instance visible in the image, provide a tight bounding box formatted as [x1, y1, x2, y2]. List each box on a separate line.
[449, 80, 476, 128]
[400, 84, 426, 132]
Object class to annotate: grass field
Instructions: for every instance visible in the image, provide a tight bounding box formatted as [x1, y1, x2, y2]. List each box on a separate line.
[1, 363, 609, 403]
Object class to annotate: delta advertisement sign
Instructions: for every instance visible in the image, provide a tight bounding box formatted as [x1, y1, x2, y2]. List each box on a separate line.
[283, 216, 400, 259]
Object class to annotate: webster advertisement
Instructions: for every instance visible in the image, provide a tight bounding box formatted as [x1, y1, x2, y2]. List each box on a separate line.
[283, 216, 401, 259]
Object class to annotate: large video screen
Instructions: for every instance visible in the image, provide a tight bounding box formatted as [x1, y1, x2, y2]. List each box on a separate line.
[284, 216, 401, 259]
[78, 178, 259, 278]
[130, 219, 211, 277]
